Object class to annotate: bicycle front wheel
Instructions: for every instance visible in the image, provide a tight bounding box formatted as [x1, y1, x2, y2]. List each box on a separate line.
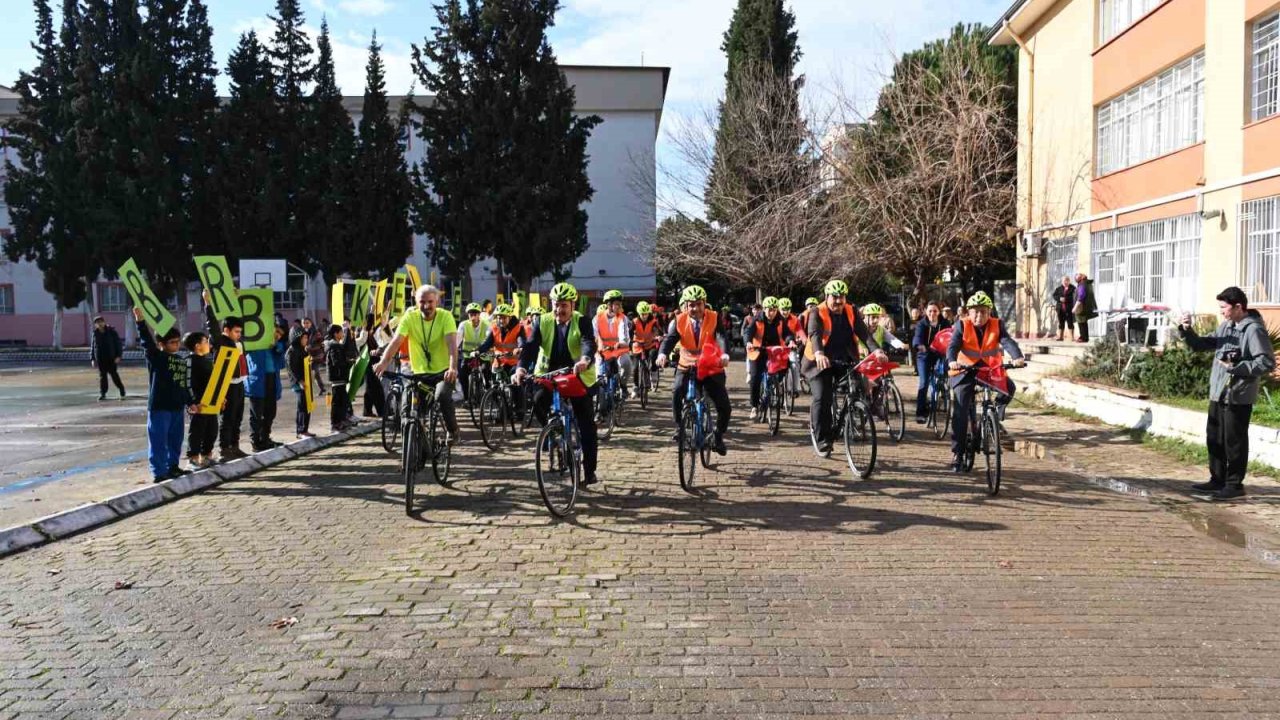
[637, 363, 650, 409]
[785, 369, 798, 416]
[844, 400, 878, 480]
[478, 386, 507, 452]
[883, 381, 905, 443]
[535, 418, 578, 517]
[769, 381, 783, 436]
[677, 407, 697, 492]
[596, 389, 616, 442]
[381, 392, 401, 454]
[982, 411, 1002, 496]
[932, 388, 949, 441]
[402, 422, 420, 515]
[699, 405, 715, 469]
[427, 405, 452, 487]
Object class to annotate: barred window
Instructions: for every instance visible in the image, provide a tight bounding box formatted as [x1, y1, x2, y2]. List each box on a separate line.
[1092, 213, 1201, 312]
[1096, 52, 1204, 176]
[1046, 235, 1079, 287]
[0, 285, 13, 315]
[1242, 196, 1280, 304]
[1098, 0, 1160, 45]
[1253, 13, 1279, 122]
[98, 284, 129, 313]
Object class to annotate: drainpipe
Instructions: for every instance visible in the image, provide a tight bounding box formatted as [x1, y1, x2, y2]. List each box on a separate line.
[1005, 20, 1036, 333]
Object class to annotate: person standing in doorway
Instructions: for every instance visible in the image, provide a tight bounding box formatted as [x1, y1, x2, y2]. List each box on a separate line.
[1051, 275, 1076, 341]
[91, 316, 127, 401]
[1073, 273, 1097, 342]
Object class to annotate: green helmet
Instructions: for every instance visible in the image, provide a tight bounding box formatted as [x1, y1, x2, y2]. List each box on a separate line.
[549, 282, 578, 303]
[494, 304, 514, 317]
[465, 302, 482, 314]
[861, 303, 884, 316]
[603, 289, 623, 303]
[966, 291, 995, 309]
[805, 297, 819, 307]
[778, 298, 793, 311]
[526, 306, 540, 316]
[680, 285, 708, 304]
[823, 279, 849, 297]
[636, 301, 652, 316]
[761, 296, 778, 309]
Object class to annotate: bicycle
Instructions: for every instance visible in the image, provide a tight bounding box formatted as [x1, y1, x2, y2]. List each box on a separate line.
[957, 362, 1018, 496]
[925, 358, 950, 441]
[784, 344, 805, 416]
[630, 343, 656, 410]
[463, 354, 493, 428]
[677, 374, 716, 492]
[594, 354, 626, 441]
[478, 357, 534, 452]
[384, 370, 453, 514]
[757, 346, 790, 437]
[808, 360, 877, 480]
[531, 368, 588, 518]
[863, 360, 905, 444]
[381, 372, 404, 454]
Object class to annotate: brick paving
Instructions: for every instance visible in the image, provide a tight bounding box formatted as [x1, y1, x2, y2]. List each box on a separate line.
[2, 373, 1280, 719]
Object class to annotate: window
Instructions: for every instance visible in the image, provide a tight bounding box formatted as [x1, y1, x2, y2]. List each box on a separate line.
[1098, 0, 1161, 44]
[1046, 234, 1079, 287]
[1242, 196, 1280, 304]
[0, 284, 13, 315]
[98, 283, 128, 312]
[1253, 13, 1280, 122]
[1092, 213, 1201, 312]
[1095, 52, 1204, 176]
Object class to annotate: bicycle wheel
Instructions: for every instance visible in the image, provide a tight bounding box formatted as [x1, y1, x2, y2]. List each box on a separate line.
[427, 405, 452, 487]
[596, 388, 617, 442]
[932, 387, 949, 441]
[769, 380, 783, 436]
[381, 391, 401, 454]
[535, 418, 579, 517]
[402, 422, 420, 515]
[982, 411, 1002, 495]
[699, 405, 715, 469]
[883, 381, 906, 443]
[785, 369, 797, 416]
[466, 376, 485, 428]
[843, 400, 878, 480]
[478, 386, 507, 452]
[677, 407, 697, 492]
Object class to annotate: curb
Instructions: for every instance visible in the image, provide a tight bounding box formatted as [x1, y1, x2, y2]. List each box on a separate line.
[0, 424, 378, 558]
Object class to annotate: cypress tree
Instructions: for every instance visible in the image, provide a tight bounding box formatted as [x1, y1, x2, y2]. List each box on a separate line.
[352, 31, 412, 278]
[305, 18, 357, 280]
[266, 0, 315, 268]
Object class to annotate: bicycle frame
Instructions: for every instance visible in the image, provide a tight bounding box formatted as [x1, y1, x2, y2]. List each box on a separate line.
[685, 377, 708, 450]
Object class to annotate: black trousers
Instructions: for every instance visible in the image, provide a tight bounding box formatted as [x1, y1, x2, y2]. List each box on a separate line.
[98, 360, 125, 397]
[248, 375, 278, 449]
[363, 369, 385, 417]
[330, 384, 348, 429]
[949, 376, 1015, 455]
[809, 369, 837, 443]
[186, 413, 217, 457]
[672, 370, 731, 438]
[532, 385, 598, 476]
[294, 389, 310, 435]
[219, 383, 245, 451]
[631, 349, 658, 387]
[748, 358, 770, 407]
[1056, 309, 1075, 334]
[1208, 401, 1252, 487]
[1076, 315, 1090, 341]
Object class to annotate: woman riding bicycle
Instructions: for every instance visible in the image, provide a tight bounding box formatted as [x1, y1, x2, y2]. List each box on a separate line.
[911, 301, 949, 424]
[945, 291, 1026, 473]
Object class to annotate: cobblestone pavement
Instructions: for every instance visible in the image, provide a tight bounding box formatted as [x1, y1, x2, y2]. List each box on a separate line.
[3, 372, 1280, 719]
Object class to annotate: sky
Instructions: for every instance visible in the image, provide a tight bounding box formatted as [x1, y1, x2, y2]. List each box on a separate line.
[0, 0, 1012, 217]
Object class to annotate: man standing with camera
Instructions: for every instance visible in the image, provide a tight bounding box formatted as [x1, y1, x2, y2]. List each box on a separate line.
[1179, 287, 1276, 501]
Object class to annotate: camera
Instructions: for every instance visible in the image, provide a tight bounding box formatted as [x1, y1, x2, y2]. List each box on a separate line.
[1222, 348, 1242, 364]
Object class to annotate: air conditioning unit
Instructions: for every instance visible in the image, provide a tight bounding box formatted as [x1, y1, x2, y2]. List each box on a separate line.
[1019, 232, 1043, 258]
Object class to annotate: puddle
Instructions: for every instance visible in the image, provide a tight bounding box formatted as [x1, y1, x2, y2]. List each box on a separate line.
[1015, 439, 1280, 569]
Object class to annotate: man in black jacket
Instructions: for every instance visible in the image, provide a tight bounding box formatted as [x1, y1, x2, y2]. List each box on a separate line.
[91, 316, 127, 401]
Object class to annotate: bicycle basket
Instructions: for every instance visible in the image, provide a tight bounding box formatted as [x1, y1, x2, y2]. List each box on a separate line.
[855, 356, 899, 382]
[929, 328, 954, 355]
[765, 346, 790, 375]
[975, 364, 1011, 395]
[536, 372, 588, 398]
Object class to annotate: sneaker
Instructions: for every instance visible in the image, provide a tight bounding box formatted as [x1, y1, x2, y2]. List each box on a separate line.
[816, 440, 832, 458]
[670, 432, 681, 444]
[119, 391, 127, 400]
[221, 447, 247, 460]
[952, 453, 965, 473]
[152, 474, 169, 484]
[98, 395, 107, 402]
[1208, 485, 1247, 502]
[713, 435, 727, 456]
[581, 474, 599, 488]
[1190, 481, 1223, 493]
[915, 416, 927, 425]
[297, 432, 316, 440]
[167, 466, 190, 478]
[268, 440, 284, 448]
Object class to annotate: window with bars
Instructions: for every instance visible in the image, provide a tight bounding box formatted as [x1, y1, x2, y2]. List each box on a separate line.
[0, 285, 13, 315]
[98, 283, 128, 312]
[1098, 0, 1161, 45]
[1254, 13, 1279, 122]
[1046, 235, 1079, 286]
[1096, 52, 1204, 176]
[1242, 196, 1280, 304]
[1091, 213, 1202, 311]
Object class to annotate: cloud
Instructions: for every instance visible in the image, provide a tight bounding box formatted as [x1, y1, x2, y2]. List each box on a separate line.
[338, 0, 394, 17]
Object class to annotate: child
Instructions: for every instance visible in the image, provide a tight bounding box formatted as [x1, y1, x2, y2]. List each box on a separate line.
[183, 331, 217, 470]
[286, 326, 314, 439]
[133, 308, 198, 483]
[245, 322, 287, 452]
[325, 324, 352, 433]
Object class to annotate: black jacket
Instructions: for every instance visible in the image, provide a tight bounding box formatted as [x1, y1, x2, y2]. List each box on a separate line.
[91, 326, 123, 364]
[137, 320, 193, 412]
[205, 305, 247, 381]
[285, 328, 308, 388]
[325, 338, 353, 384]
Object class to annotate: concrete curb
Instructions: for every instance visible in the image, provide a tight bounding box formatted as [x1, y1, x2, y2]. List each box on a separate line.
[0, 424, 378, 559]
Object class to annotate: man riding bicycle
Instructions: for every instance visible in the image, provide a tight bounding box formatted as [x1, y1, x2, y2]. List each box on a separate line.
[631, 301, 662, 390]
[946, 291, 1026, 473]
[802, 280, 884, 457]
[514, 283, 601, 487]
[744, 296, 794, 421]
[595, 290, 632, 400]
[457, 302, 489, 402]
[657, 285, 732, 456]
[373, 284, 461, 443]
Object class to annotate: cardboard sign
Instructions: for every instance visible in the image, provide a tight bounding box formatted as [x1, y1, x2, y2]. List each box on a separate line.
[405, 264, 422, 292]
[117, 258, 176, 336]
[496, 293, 505, 308]
[528, 292, 540, 310]
[199, 345, 242, 414]
[238, 289, 275, 352]
[373, 279, 389, 324]
[393, 272, 408, 314]
[451, 284, 463, 321]
[193, 255, 240, 320]
[349, 346, 371, 398]
[331, 282, 347, 326]
[351, 280, 372, 327]
[303, 356, 315, 413]
[429, 270, 437, 286]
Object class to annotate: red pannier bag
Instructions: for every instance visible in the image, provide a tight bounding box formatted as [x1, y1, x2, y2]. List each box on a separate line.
[929, 328, 954, 356]
[855, 355, 899, 382]
[765, 346, 790, 375]
[696, 342, 724, 381]
[975, 364, 1011, 396]
[535, 371, 588, 399]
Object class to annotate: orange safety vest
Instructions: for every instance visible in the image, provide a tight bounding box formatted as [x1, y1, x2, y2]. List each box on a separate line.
[633, 317, 660, 351]
[491, 322, 523, 366]
[595, 313, 627, 361]
[949, 318, 1003, 377]
[748, 316, 787, 360]
[675, 309, 719, 370]
[786, 313, 804, 342]
[804, 304, 857, 360]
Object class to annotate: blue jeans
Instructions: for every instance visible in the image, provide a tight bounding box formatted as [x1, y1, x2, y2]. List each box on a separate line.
[915, 353, 943, 418]
[147, 409, 185, 478]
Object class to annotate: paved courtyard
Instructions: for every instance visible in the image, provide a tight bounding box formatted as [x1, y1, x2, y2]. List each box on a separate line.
[2, 372, 1279, 719]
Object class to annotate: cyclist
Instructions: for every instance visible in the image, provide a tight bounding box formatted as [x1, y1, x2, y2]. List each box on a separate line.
[657, 285, 732, 455]
[457, 302, 489, 403]
[800, 297, 819, 333]
[779, 298, 803, 342]
[631, 301, 662, 391]
[595, 290, 633, 399]
[521, 306, 539, 340]
[860, 304, 908, 354]
[373, 284, 461, 443]
[912, 301, 948, 424]
[946, 291, 1026, 473]
[802, 280, 885, 457]
[474, 303, 525, 370]
[744, 296, 794, 420]
[513, 283, 600, 487]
